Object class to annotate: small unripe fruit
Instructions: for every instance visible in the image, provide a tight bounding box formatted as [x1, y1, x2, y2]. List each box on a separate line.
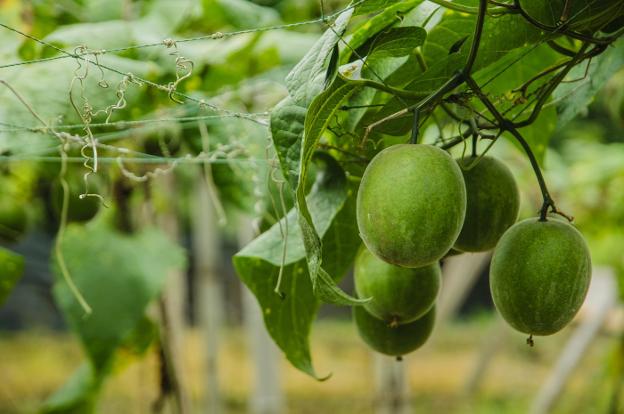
[490, 218, 592, 336]
[355, 247, 440, 325]
[357, 144, 466, 267]
[354, 305, 435, 357]
[454, 156, 519, 252]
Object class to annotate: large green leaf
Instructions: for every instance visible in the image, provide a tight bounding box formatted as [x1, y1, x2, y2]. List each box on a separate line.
[0, 247, 24, 307]
[367, 27, 427, 59]
[285, 8, 353, 105]
[554, 39, 624, 127]
[234, 156, 360, 378]
[297, 76, 363, 305]
[52, 221, 185, 372]
[343, 0, 423, 64]
[270, 97, 307, 189]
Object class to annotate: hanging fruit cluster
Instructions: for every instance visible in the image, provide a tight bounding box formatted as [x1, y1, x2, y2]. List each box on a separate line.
[353, 143, 592, 357]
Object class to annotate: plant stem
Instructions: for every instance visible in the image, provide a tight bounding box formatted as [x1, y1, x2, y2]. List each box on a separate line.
[514, 43, 591, 127]
[464, 75, 554, 220]
[463, 0, 488, 75]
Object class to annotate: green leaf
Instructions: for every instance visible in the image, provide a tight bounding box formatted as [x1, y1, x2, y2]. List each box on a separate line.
[297, 76, 364, 305]
[342, 0, 423, 64]
[0, 247, 24, 307]
[270, 97, 307, 189]
[52, 221, 185, 372]
[234, 160, 361, 378]
[355, 0, 405, 15]
[285, 8, 353, 105]
[368, 27, 427, 59]
[421, 11, 544, 73]
[554, 39, 624, 127]
[213, 0, 281, 29]
[0, 56, 158, 155]
[40, 363, 101, 414]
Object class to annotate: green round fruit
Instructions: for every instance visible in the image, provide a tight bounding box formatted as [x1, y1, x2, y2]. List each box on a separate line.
[0, 200, 28, 243]
[51, 176, 101, 223]
[354, 305, 435, 357]
[490, 218, 592, 336]
[356, 144, 466, 267]
[355, 247, 440, 325]
[454, 156, 519, 252]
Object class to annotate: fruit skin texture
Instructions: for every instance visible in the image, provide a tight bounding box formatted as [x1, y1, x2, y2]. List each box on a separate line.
[454, 156, 520, 252]
[490, 218, 592, 336]
[357, 144, 466, 267]
[354, 305, 435, 356]
[355, 247, 440, 325]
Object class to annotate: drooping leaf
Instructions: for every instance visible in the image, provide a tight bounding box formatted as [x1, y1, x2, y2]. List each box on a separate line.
[0, 247, 24, 307]
[270, 97, 307, 190]
[234, 157, 361, 378]
[52, 221, 185, 372]
[297, 76, 364, 305]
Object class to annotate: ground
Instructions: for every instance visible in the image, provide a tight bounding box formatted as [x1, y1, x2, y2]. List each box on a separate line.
[0, 314, 615, 413]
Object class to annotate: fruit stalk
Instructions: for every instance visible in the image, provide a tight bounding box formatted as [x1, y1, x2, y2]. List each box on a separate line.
[464, 75, 555, 221]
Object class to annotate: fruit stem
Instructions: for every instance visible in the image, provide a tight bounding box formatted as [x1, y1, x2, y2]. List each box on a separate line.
[527, 334, 534, 347]
[464, 75, 556, 221]
[396, 356, 403, 362]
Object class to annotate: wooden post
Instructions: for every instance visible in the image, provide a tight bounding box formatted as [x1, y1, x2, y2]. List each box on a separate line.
[192, 170, 224, 414]
[463, 315, 508, 395]
[239, 221, 285, 414]
[374, 354, 410, 414]
[152, 173, 191, 414]
[530, 268, 618, 414]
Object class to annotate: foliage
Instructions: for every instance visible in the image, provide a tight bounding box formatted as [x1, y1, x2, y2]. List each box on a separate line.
[46, 219, 184, 412]
[237, 0, 624, 377]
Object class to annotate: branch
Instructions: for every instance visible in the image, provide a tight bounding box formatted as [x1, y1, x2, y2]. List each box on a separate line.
[513, 43, 591, 128]
[464, 75, 555, 220]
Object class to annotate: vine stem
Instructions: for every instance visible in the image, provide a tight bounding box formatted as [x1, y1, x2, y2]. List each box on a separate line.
[464, 75, 554, 221]
[514, 43, 592, 128]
